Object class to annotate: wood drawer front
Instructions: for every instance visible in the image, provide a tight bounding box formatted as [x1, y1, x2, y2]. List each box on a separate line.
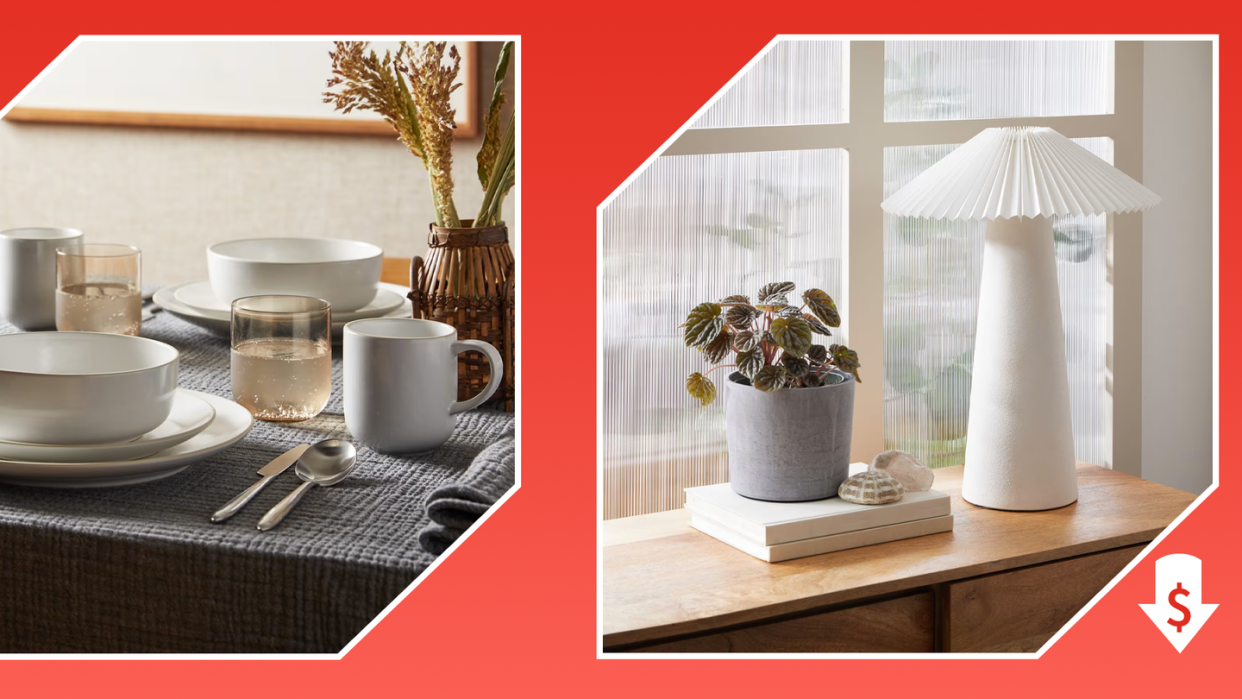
[630, 592, 934, 653]
[948, 544, 1145, 652]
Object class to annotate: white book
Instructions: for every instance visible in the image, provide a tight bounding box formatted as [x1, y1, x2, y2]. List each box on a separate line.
[688, 509, 955, 563]
[684, 483, 951, 546]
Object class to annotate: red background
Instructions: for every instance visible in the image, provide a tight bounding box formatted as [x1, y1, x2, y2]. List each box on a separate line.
[0, 2, 1234, 695]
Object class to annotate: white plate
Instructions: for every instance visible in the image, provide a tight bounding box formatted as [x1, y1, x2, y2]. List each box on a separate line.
[154, 282, 413, 338]
[0, 390, 216, 463]
[175, 281, 405, 322]
[0, 391, 253, 487]
[5, 466, 194, 488]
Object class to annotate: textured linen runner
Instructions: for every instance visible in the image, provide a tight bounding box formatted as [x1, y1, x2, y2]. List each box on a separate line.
[0, 308, 516, 653]
[419, 432, 516, 554]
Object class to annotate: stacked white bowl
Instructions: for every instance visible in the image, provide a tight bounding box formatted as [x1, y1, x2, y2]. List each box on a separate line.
[0, 332, 180, 445]
[207, 238, 384, 312]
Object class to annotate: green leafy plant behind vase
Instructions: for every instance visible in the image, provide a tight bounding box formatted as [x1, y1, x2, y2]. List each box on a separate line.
[323, 41, 516, 229]
[683, 282, 862, 406]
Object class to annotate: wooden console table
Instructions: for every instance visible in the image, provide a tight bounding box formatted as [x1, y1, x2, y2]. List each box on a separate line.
[602, 464, 1194, 653]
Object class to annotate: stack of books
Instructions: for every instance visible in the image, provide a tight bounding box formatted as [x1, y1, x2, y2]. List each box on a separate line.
[685, 476, 953, 563]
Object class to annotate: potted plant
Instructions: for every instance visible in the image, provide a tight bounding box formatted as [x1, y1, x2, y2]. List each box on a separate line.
[324, 41, 516, 410]
[683, 282, 862, 501]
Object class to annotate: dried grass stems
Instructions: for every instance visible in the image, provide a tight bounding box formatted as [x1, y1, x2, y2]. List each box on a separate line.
[475, 42, 514, 227]
[398, 42, 461, 227]
[324, 40, 516, 230]
[477, 113, 515, 227]
[324, 42, 424, 161]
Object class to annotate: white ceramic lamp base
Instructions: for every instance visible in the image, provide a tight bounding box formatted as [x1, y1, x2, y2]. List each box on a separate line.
[881, 126, 1160, 510]
[961, 216, 1079, 511]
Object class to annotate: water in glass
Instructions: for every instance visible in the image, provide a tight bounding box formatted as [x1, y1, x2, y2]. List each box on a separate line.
[55, 283, 142, 336]
[231, 337, 332, 421]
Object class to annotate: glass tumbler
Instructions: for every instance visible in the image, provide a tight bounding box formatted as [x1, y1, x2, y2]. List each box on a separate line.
[231, 295, 332, 422]
[55, 244, 142, 336]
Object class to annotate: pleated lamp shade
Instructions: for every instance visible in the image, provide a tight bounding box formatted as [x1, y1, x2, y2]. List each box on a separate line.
[882, 126, 1159, 511]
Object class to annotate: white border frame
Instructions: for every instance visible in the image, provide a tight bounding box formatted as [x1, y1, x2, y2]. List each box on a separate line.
[596, 33, 1218, 659]
[0, 33, 522, 661]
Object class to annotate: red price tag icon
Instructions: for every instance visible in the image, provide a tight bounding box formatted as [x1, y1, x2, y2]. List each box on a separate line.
[1140, 554, 1219, 652]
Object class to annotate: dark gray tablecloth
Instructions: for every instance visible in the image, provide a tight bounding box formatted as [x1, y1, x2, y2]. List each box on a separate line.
[0, 308, 516, 653]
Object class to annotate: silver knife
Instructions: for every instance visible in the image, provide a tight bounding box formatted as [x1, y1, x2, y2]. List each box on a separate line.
[210, 444, 311, 523]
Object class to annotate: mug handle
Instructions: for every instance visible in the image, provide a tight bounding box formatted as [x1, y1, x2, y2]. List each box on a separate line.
[450, 340, 505, 414]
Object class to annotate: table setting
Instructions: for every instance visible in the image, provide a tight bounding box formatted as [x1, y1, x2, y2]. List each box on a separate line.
[0, 227, 516, 652]
[157, 238, 415, 338]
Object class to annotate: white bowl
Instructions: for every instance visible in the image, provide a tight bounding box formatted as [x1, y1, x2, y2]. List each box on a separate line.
[207, 238, 384, 312]
[0, 332, 180, 445]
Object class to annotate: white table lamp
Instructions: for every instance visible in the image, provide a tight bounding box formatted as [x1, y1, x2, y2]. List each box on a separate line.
[882, 126, 1159, 511]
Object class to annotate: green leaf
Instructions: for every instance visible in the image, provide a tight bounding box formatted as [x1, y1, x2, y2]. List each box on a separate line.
[725, 304, 759, 330]
[753, 365, 787, 393]
[807, 344, 828, 365]
[802, 313, 833, 336]
[682, 302, 723, 348]
[782, 355, 810, 378]
[736, 347, 765, 378]
[719, 294, 750, 305]
[745, 212, 781, 229]
[830, 343, 862, 383]
[685, 372, 717, 407]
[803, 288, 841, 328]
[702, 329, 732, 364]
[732, 330, 758, 352]
[769, 316, 814, 358]
[777, 305, 802, 318]
[755, 303, 789, 314]
[757, 281, 796, 305]
[803, 373, 824, 388]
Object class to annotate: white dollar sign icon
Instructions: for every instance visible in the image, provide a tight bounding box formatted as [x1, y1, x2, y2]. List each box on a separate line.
[1140, 554, 1219, 652]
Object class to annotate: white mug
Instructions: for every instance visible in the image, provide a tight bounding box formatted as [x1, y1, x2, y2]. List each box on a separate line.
[0, 228, 84, 330]
[344, 318, 504, 454]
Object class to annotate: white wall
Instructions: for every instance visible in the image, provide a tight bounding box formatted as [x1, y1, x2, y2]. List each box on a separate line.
[0, 41, 515, 288]
[1142, 41, 1214, 494]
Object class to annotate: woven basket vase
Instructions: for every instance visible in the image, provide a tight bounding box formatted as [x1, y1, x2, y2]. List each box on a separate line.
[408, 220, 515, 411]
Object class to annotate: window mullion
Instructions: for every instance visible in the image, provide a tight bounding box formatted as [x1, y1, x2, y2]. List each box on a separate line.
[878, 114, 1120, 147]
[663, 123, 854, 156]
[845, 40, 887, 461]
[664, 115, 1118, 159]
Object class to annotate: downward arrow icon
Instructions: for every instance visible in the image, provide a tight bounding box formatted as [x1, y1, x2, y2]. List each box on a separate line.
[1139, 554, 1219, 653]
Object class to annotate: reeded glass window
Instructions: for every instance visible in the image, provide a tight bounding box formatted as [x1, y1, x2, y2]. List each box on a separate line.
[692, 40, 848, 129]
[885, 40, 1114, 122]
[603, 39, 1124, 519]
[601, 149, 847, 518]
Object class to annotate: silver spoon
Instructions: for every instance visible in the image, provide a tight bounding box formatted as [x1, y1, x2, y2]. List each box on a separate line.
[256, 439, 357, 531]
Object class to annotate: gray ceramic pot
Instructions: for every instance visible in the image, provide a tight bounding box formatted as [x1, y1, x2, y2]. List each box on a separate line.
[725, 371, 855, 501]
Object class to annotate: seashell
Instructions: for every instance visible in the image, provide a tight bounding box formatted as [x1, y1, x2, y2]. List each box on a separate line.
[838, 471, 904, 505]
[870, 449, 934, 492]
